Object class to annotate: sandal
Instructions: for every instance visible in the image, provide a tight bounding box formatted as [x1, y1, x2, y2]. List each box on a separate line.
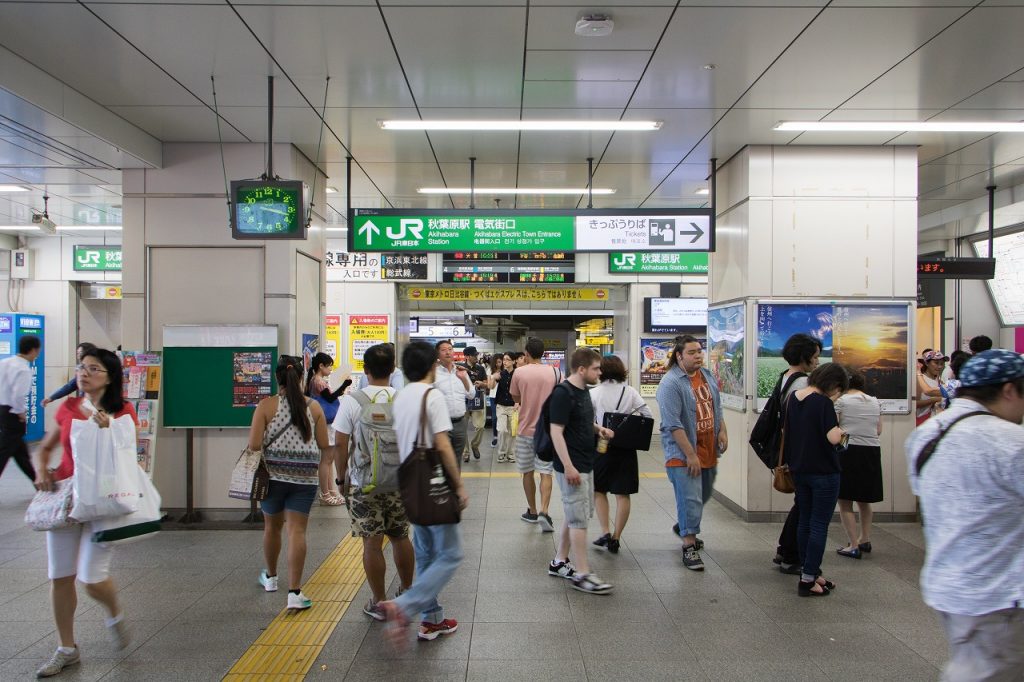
[318, 492, 344, 506]
[837, 546, 862, 559]
[798, 580, 830, 597]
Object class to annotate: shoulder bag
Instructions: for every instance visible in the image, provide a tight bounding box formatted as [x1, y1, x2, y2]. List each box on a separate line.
[602, 386, 655, 451]
[398, 388, 462, 526]
[914, 411, 988, 476]
[772, 394, 796, 494]
[25, 479, 76, 531]
[227, 420, 290, 501]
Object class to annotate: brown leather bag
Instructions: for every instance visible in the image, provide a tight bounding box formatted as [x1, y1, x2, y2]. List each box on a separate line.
[398, 388, 461, 526]
[772, 395, 796, 494]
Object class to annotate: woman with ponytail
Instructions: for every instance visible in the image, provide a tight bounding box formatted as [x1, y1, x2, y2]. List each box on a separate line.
[305, 352, 351, 506]
[248, 355, 330, 611]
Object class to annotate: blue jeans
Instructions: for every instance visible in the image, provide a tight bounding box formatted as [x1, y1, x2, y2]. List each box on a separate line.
[666, 465, 717, 537]
[394, 523, 463, 624]
[793, 472, 841, 579]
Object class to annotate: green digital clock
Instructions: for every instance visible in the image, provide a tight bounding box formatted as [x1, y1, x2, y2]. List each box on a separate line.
[230, 179, 308, 240]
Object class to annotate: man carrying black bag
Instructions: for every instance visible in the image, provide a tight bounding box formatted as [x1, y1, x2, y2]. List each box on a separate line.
[380, 341, 468, 647]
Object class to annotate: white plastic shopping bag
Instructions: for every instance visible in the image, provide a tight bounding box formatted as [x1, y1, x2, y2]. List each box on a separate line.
[70, 414, 141, 521]
[91, 464, 161, 545]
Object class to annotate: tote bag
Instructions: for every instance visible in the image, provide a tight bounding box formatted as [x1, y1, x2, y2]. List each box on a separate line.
[92, 463, 162, 545]
[397, 388, 461, 526]
[227, 422, 288, 501]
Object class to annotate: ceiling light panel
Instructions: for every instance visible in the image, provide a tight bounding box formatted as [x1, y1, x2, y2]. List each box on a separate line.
[381, 120, 661, 131]
[775, 121, 1024, 133]
[417, 187, 616, 195]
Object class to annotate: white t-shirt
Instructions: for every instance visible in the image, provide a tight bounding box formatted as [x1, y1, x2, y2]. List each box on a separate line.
[393, 382, 453, 462]
[332, 385, 398, 437]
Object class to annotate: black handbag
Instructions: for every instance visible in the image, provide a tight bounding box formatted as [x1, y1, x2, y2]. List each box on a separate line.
[398, 388, 462, 526]
[601, 387, 655, 451]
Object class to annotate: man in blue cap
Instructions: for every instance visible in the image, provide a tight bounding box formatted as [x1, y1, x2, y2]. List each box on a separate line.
[906, 349, 1024, 682]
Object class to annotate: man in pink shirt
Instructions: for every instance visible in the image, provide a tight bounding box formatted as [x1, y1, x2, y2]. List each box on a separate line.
[510, 337, 562, 532]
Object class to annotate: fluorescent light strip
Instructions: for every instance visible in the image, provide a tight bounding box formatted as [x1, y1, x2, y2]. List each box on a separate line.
[0, 185, 29, 192]
[381, 120, 661, 132]
[695, 188, 710, 195]
[58, 225, 122, 231]
[418, 187, 615, 196]
[775, 121, 1024, 133]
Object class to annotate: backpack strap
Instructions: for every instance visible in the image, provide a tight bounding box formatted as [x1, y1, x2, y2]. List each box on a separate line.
[779, 371, 807, 401]
[416, 387, 434, 449]
[915, 410, 988, 476]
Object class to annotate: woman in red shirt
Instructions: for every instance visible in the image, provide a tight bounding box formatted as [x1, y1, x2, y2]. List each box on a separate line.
[32, 348, 137, 678]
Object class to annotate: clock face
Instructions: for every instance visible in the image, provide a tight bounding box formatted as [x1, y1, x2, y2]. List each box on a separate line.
[235, 185, 300, 234]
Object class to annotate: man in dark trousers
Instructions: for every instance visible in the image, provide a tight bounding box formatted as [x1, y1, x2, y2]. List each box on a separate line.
[0, 335, 41, 483]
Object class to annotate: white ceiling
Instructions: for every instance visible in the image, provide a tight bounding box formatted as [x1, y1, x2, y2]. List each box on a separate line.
[2, 0, 1024, 233]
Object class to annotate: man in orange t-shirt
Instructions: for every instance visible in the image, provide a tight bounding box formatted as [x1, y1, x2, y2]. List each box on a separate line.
[655, 335, 728, 571]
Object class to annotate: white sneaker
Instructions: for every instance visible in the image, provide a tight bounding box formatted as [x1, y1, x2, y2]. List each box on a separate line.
[36, 648, 80, 678]
[107, 617, 130, 650]
[259, 570, 278, 592]
[287, 591, 312, 610]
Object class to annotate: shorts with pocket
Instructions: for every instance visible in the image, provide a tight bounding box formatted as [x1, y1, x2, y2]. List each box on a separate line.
[515, 434, 554, 475]
[260, 480, 318, 516]
[555, 470, 594, 529]
[47, 523, 114, 583]
[347, 490, 409, 539]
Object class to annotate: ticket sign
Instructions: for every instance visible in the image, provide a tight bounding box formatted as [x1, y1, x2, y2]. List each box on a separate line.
[73, 245, 122, 271]
[348, 314, 389, 372]
[349, 209, 714, 253]
[609, 252, 709, 274]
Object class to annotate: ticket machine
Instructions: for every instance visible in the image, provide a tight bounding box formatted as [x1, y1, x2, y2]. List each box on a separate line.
[0, 313, 45, 441]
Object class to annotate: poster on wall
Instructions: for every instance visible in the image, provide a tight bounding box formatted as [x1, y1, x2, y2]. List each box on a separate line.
[121, 351, 162, 477]
[755, 301, 911, 413]
[232, 351, 273, 408]
[708, 303, 746, 411]
[639, 338, 675, 397]
[348, 315, 390, 372]
[302, 334, 319, 374]
[324, 315, 341, 361]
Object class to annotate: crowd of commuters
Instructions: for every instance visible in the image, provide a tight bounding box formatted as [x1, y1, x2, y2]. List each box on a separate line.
[10, 330, 1019, 679]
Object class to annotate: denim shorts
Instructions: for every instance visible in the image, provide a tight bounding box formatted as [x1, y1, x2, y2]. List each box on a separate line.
[260, 480, 318, 516]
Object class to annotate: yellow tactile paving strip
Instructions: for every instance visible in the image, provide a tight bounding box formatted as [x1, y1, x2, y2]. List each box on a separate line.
[224, 533, 364, 681]
[223, 469, 668, 679]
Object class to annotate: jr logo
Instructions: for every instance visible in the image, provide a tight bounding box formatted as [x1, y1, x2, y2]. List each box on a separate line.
[387, 219, 424, 241]
[77, 251, 100, 267]
[612, 254, 636, 269]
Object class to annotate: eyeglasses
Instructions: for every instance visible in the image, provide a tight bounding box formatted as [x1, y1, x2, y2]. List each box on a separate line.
[76, 364, 108, 375]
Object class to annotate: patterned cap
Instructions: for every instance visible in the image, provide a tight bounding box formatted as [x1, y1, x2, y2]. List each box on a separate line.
[959, 349, 1024, 388]
[922, 350, 948, 362]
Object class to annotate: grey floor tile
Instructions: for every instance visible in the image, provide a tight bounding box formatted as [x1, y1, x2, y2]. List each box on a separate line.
[101, 655, 235, 681]
[584, 658, 710, 681]
[15, 618, 169, 662]
[470, 621, 580, 660]
[0, 655, 118, 681]
[477, 567, 567, 593]
[127, 620, 261, 661]
[467, 658, 587, 682]
[684, 622, 807, 661]
[355, 621, 472, 660]
[568, 590, 672, 625]
[342, 658, 468, 681]
[474, 590, 571, 623]
[576, 622, 698, 662]
[697, 658, 828, 682]
[880, 617, 949, 667]
[1, 584, 98, 621]
[0, 620, 55, 659]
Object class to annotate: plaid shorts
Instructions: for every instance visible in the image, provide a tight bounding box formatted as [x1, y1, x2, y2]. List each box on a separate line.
[347, 490, 409, 539]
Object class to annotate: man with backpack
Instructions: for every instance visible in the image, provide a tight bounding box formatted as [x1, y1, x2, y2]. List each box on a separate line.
[333, 344, 415, 621]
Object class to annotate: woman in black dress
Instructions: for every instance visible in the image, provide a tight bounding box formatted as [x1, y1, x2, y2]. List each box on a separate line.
[590, 355, 652, 554]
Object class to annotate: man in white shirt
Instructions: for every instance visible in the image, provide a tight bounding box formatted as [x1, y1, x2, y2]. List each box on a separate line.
[906, 349, 1024, 682]
[379, 341, 468, 646]
[0, 335, 40, 483]
[432, 340, 472, 469]
[333, 344, 414, 622]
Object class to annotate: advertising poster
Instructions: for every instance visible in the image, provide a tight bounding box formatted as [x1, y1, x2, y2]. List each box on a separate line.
[639, 338, 675, 397]
[755, 302, 910, 413]
[121, 351, 162, 477]
[302, 333, 319, 374]
[233, 351, 273, 408]
[324, 315, 341, 361]
[708, 303, 746, 411]
[348, 315, 390, 372]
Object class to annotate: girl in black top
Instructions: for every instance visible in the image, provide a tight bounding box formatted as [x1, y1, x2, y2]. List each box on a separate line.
[492, 353, 518, 463]
[783, 363, 848, 597]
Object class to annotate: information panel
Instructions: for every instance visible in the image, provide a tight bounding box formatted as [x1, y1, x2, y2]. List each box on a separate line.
[442, 251, 575, 283]
[349, 209, 713, 253]
[972, 231, 1024, 325]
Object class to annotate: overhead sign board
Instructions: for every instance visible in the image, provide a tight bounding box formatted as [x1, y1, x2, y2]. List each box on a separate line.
[442, 251, 576, 283]
[74, 245, 122, 271]
[400, 285, 610, 302]
[609, 251, 708, 274]
[917, 257, 995, 280]
[349, 209, 714, 253]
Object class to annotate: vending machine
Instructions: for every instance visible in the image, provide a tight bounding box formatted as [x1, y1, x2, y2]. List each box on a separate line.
[0, 313, 45, 441]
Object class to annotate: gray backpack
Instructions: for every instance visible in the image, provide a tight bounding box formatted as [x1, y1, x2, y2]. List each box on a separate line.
[348, 388, 401, 494]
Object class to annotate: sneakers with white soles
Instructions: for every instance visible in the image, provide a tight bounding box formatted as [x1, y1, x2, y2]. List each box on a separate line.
[36, 648, 80, 678]
[548, 559, 576, 579]
[571, 573, 613, 594]
[259, 569, 278, 592]
[287, 591, 313, 610]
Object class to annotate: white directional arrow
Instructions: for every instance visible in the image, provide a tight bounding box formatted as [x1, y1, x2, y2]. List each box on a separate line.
[358, 220, 380, 245]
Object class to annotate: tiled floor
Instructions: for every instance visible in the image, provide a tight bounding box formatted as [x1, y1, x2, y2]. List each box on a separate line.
[0, 440, 947, 681]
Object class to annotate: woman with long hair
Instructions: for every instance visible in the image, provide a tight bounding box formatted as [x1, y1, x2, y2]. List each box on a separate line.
[32, 349, 138, 677]
[834, 372, 883, 559]
[250, 355, 330, 611]
[304, 352, 351, 505]
[783, 362, 849, 596]
[590, 355, 651, 554]
[491, 352, 518, 463]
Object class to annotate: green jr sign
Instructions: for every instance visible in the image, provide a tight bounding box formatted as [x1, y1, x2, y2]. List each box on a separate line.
[73, 246, 122, 271]
[608, 252, 708, 274]
[352, 214, 575, 252]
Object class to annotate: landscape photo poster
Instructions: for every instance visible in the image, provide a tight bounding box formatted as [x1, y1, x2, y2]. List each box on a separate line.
[755, 301, 910, 413]
[707, 303, 746, 411]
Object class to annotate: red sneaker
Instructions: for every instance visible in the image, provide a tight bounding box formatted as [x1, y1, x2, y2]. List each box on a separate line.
[417, 618, 458, 641]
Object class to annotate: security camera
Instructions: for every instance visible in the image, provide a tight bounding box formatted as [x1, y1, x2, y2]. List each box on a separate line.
[31, 214, 57, 235]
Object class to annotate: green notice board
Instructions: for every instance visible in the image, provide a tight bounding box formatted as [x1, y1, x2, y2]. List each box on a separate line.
[162, 346, 278, 428]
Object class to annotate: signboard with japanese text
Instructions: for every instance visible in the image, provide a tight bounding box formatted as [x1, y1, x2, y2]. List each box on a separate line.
[326, 250, 428, 281]
[609, 251, 708, 274]
[443, 251, 575, 283]
[349, 208, 714, 253]
[400, 286, 609, 302]
[323, 315, 342, 361]
[73, 245, 122, 271]
[381, 253, 428, 280]
[348, 315, 389, 372]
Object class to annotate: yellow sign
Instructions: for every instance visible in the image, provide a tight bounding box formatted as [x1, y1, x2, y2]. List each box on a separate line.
[402, 286, 610, 302]
[323, 315, 342, 362]
[102, 286, 122, 300]
[348, 314, 389, 372]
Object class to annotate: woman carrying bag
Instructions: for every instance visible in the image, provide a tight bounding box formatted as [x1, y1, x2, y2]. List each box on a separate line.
[589, 355, 652, 554]
[32, 349, 137, 678]
[305, 352, 351, 506]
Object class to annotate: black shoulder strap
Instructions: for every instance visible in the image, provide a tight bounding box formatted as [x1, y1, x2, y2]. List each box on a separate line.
[915, 411, 988, 476]
[779, 371, 807, 400]
[614, 386, 626, 412]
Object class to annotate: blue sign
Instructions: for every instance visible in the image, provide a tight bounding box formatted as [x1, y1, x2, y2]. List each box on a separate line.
[19, 317, 41, 329]
[0, 313, 45, 441]
[0, 317, 10, 333]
